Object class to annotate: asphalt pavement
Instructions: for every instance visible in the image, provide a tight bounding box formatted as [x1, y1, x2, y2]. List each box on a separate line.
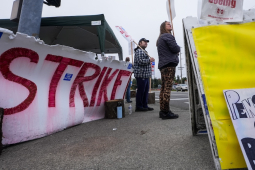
[0, 93, 215, 170]
[155, 91, 189, 110]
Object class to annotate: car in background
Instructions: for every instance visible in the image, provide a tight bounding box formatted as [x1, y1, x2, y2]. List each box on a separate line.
[176, 84, 188, 92]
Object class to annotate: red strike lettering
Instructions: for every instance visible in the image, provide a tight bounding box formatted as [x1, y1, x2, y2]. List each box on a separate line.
[70, 63, 101, 107]
[111, 70, 131, 100]
[0, 48, 132, 115]
[96, 68, 119, 106]
[0, 48, 39, 115]
[46, 54, 83, 107]
[209, 0, 236, 8]
[90, 67, 107, 107]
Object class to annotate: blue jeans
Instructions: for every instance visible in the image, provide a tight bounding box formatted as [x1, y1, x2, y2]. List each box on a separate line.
[136, 78, 149, 109]
[126, 80, 131, 102]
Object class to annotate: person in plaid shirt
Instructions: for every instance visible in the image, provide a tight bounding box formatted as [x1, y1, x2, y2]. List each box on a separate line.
[134, 38, 155, 112]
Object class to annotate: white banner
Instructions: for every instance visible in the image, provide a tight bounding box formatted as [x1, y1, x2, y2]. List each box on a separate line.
[166, 0, 176, 23]
[224, 88, 255, 170]
[0, 29, 132, 145]
[200, 0, 244, 22]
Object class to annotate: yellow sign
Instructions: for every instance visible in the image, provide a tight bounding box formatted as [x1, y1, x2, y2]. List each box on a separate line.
[192, 22, 255, 169]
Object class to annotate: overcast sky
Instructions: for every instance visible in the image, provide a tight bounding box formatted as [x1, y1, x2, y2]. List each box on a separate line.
[1, 0, 255, 78]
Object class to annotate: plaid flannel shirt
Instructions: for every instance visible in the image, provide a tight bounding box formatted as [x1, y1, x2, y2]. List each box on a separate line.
[133, 48, 152, 78]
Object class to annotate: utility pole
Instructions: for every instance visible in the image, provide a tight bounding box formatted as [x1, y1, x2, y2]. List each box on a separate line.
[178, 52, 184, 84]
[180, 52, 182, 84]
[17, 0, 44, 38]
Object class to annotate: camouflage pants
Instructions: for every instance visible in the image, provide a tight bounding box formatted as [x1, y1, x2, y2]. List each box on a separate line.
[160, 67, 176, 112]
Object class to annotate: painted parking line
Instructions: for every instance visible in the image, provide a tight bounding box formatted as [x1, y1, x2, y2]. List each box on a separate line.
[156, 98, 189, 101]
[185, 102, 189, 104]
[155, 95, 189, 99]
[155, 93, 187, 95]
[171, 98, 189, 101]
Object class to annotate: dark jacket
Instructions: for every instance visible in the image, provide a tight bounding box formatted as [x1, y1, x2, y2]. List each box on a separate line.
[157, 33, 180, 69]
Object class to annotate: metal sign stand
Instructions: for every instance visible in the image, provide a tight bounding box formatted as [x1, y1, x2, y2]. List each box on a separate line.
[183, 17, 221, 170]
[183, 15, 255, 170]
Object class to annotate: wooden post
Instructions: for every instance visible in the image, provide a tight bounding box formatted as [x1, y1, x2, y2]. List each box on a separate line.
[168, 0, 175, 36]
[149, 78, 152, 93]
[131, 42, 134, 64]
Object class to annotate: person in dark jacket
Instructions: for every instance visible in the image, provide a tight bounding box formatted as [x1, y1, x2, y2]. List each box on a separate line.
[134, 38, 155, 112]
[125, 57, 132, 103]
[157, 21, 180, 119]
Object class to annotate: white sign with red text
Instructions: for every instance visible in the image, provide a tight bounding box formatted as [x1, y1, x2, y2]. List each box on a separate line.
[115, 26, 133, 43]
[0, 29, 132, 145]
[116, 26, 135, 56]
[200, 0, 243, 22]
